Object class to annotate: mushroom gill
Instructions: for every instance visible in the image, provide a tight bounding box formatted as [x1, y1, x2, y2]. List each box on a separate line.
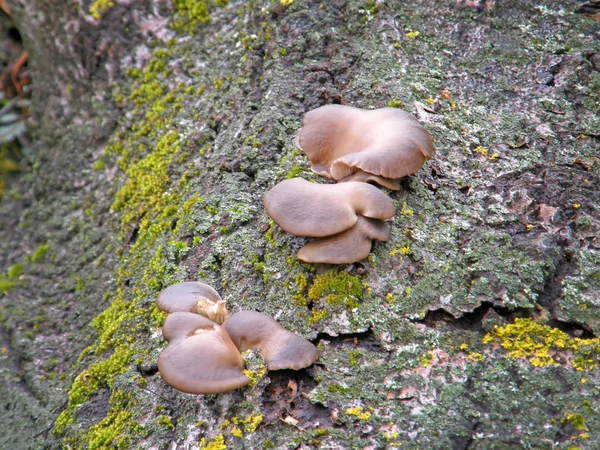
[158, 312, 250, 395]
[263, 178, 395, 237]
[156, 281, 230, 324]
[297, 216, 391, 264]
[222, 311, 319, 371]
[296, 105, 435, 189]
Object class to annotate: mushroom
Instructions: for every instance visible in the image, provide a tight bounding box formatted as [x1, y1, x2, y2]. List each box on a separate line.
[222, 311, 319, 371]
[295, 105, 435, 189]
[263, 178, 395, 237]
[156, 281, 230, 324]
[158, 312, 250, 395]
[297, 216, 391, 264]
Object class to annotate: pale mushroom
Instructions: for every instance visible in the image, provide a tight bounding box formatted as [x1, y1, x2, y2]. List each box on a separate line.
[297, 216, 391, 264]
[223, 311, 319, 371]
[157, 281, 229, 324]
[158, 312, 250, 395]
[263, 178, 395, 237]
[295, 105, 435, 189]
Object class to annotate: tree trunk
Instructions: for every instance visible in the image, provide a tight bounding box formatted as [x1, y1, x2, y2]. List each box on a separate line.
[1, 0, 599, 448]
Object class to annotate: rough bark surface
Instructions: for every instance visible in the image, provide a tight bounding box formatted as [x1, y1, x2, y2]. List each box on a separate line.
[1, 0, 599, 449]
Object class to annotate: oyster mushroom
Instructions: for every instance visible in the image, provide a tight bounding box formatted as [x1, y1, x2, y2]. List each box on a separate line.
[223, 311, 319, 371]
[157, 281, 229, 324]
[263, 178, 395, 237]
[297, 216, 391, 264]
[296, 105, 435, 189]
[158, 312, 250, 395]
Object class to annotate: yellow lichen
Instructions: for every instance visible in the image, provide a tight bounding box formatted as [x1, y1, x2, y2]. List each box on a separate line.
[89, 0, 114, 20]
[473, 146, 488, 156]
[562, 412, 587, 431]
[389, 245, 411, 257]
[345, 406, 371, 421]
[400, 202, 414, 216]
[483, 318, 600, 370]
[420, 351, 434, 367]
[241, 413, 263, 433]
[199, 434, 227, 450]
[468, 352, 484, 362]
[386, 293, 397, 305]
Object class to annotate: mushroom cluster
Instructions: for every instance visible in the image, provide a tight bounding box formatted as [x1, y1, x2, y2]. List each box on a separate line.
[264, 178, 394, 264]
[264, 105, 434, 264]
[295, 105, 435, 190]
[156, 282, 318, 395]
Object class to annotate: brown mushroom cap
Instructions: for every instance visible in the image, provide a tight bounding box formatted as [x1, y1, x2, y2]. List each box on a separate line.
[295, 105, 363, 176]
[263, 178, 395, 237]
[297, 216, 391, 264]
[222, 311, 319, 371]
[296, 105, 435, 189]
[156, 281, 229, 324]
[158, 312, 250, 395]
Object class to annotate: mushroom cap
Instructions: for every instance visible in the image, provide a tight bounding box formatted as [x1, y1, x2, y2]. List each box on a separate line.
[297, 216, 391, 264]
[156, 281, 229, 324]
[263, 178, 395, 237]
[158, 312, 250, 395]
[296, 105, 435, 188]
[222, 311, 319, 371]
[295, 105, 364, 177]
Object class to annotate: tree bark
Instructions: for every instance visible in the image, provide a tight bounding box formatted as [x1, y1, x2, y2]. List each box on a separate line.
[1, 0, 599, 448]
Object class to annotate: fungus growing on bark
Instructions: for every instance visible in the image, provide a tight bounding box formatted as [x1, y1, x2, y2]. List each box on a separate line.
[295, 105, 435, 189]
[157, 281, 229, 324]
[297, 216, 391, 264]
[223, 311, 319, 371]
[158, 312, 250, 395]
[263, 178, 394, 237]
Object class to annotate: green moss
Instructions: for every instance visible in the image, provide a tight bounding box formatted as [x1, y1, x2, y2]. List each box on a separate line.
[310, 308, 329, 324]
[285, 165, 305, 179]
[264, 219, 276, 246]
[6, 263, 22, 279]
[348, 349, 361, 367]
[156, 415, 174, 430]
[0, 142, 21, 195]
[67, 345, 134, 407]
[0, 279, 15, 294]
[291, 273, 308, 306]
[54, 345, 135, 437]
[126, 68, 142, 79]
[30, 244, 50, 262]
[53, 410, 75, 436]
[171, 0, 228, 34]
[85, 391, 139, 450]
[308, 270, 362, 311]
